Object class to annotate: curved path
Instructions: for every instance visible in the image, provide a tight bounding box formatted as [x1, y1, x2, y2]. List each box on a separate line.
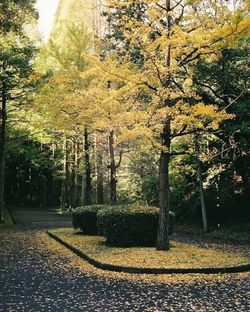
[0, 207, 249, 311]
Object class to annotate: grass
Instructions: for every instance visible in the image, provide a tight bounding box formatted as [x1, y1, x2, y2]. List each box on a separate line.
[50, 228, 249, 269]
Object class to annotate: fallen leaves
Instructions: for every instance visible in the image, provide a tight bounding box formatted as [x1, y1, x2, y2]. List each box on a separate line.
[50, 228, 250, 270]
[0, 227, 249, 312]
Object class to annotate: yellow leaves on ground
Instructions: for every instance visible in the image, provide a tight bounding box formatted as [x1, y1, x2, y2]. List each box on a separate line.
[3, 225, 245, 285]
[51, 228, 249, 270]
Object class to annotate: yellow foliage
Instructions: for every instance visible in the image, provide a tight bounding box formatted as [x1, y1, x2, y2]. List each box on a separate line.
[34, 0, 248, 152]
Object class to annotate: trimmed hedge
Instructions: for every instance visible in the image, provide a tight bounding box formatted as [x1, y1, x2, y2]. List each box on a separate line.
[97, 205, 175, 247]
[72, 205, 107, 235]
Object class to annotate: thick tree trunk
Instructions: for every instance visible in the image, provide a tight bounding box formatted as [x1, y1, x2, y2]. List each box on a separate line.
[109, 130, 117, 205]
[84, 129, 92, 205]
[0, 83, 7, 222]
[156, 119, 171, 250]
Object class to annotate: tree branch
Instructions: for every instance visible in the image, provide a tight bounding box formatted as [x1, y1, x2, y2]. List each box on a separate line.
[115, 150, 123, 168]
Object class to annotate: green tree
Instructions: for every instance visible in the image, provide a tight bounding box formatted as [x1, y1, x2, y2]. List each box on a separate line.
[193, 36, 250, 222]
[0, 1, 38, 222]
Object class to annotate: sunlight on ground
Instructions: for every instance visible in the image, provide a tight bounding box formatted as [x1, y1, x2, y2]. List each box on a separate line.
[51, 228, 249, 269]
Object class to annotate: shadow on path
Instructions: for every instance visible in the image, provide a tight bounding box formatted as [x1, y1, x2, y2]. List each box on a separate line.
[8, 206, 72, 229]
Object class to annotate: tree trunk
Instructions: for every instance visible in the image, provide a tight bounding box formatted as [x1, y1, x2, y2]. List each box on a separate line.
[61, 136, 70, 208]
[109, 130, 117, 205]
[96, 152, 104, 204]
[84, 129, 92, 205]
[73, 139, 80, 207]
[51, 141, 56, 207]
[81, 173, 84, 205]
[197, 159, 208, 232]
[156, 119, 171, 250]
[195, 138, 208, 232]
[96, 136, 104, 205]
[69, 139, 75, 208]
[156, 0, 172, 250]
[0, 83, 7, 222]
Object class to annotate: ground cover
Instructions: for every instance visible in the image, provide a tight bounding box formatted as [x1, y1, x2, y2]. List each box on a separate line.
[176, 224, 250, 244]
[50, 228, 250, 270]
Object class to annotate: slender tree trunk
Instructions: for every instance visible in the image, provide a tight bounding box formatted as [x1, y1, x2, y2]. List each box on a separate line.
[61, 137, 66, 207]
[96, 152, 104, 204]
[157, 119, 171, 250]
[73, 139, 80, 207]
[81, 173, 85, 205]
[61, 136, 70, 208]
[84, 129, 92, 205]
[197, 159, 208, 232]
[69, 139, 75, 208]
[65, 139, 71, 207]
[156, 0, 172, 250]
[109, 130, 117, 205]
[0, 83, 7, 222]
[72, 138, 80, 208]
[51, 141, 56, 207]
[195, 138, 208, 232]
[96, 135, 104, 204]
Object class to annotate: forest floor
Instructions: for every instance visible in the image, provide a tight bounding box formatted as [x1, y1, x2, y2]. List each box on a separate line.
[0, 206, 249, 311]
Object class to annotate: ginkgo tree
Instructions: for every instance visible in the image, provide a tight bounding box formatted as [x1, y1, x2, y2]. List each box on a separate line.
[35, 20, 125, 207]
[35, 22, 94, 206]
[100, 0, 250, 250]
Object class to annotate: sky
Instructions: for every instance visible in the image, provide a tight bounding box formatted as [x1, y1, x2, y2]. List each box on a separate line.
[35, 0, 60, 42]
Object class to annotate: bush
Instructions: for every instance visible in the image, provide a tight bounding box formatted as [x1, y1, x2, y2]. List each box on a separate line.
[97, 205, 175, 247]
[72, 205, 107, 235]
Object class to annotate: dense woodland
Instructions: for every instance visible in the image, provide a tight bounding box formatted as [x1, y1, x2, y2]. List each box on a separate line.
[0, 1, 249, 250]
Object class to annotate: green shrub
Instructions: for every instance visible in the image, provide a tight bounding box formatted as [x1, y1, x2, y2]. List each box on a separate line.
[97, 205, 175, 247]
[72, 205, 107, 235]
